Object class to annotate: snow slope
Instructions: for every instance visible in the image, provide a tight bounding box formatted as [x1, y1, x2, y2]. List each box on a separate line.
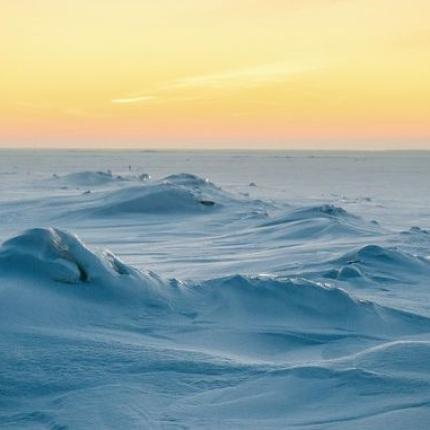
[1, 150, 430, 429]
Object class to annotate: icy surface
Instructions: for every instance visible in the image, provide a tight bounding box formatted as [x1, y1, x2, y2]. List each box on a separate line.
[1, 150, 430, 429]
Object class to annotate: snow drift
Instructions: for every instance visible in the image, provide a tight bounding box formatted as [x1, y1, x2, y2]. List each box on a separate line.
[327, 244, 430, 283]
[259, 204, 380, 239]
[1, 224, 430, 429]
[169, 352, 430, 429]
[2, 150, 430, 430]
[1, 228, 428, 339]
[0, 227, 172, 309]
[192, 275, 430, 337]
[73, 173, 251, 217]
[0, 227, 144, 284]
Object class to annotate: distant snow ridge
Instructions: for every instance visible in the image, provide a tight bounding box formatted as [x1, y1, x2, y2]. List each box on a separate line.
[163, 173, 211, 187]
[327, 244, 430, 283]
[403, 226, 430, 236]
[259, 204, 379, 239]
[87, 173, 242, 216]
[289, 204, 354, 220]
[51, 170, 150, 187]
[262, 204, 357, 227]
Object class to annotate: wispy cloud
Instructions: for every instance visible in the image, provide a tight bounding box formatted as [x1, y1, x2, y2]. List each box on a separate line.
[164, 62, 317, 90]
[111, 61, 320, 105]
[111, 95, 157, 104]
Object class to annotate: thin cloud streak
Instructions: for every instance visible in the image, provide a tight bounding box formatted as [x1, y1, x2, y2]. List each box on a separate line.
[164, 62, 318, 90]
[111, 95, 157, 104]
[111, 61, 321, 104]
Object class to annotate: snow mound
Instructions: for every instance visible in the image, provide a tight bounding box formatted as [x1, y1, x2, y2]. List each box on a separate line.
[258, 204, 378, 239]
[0, 227, 134, 283]
[92, 185, 216, 216]
[402, 226, 430, 236]
[0, 228, 170, 306]
[290, 204, 355, 220]
[193, 275, 430, 336]
[163, 173, 211, 187]
[82, 173, 245, 217]
[350, 341, 430, 375]
[329, 244, 430, 283]
[169, 360, 430, 428]
[264, 204, 356, 225]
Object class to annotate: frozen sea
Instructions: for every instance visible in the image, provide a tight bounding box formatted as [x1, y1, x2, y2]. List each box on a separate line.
[1, 149, 430, 429]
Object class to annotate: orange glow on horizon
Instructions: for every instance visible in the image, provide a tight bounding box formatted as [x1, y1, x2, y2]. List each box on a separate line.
[1, 0, 429, 149]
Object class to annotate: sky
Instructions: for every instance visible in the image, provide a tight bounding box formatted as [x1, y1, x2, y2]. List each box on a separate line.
[1, 0, 429, 149]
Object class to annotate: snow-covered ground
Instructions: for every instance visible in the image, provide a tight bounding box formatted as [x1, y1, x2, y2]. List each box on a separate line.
[1, 150, 430, 429]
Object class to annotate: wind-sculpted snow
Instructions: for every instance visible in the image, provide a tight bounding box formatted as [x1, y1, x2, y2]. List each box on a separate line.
[163, 173, 212, 186]
[92, 185, 216, 215]
[0, 228, 171, 309]
[258, 204, 380, 239]
[0, 227, 140, 283]
[2, 152, 430, 429]
[348, 340, 430, 375]
[402, 226, 430, 237]
[264, 204, 358, 226]
[327, 244, 430, 283]
[169, 355, 430, 429]
[72, 173, 255, 217]
[265, 204, 357, 224]
[192, 275, 430, 337]
[1, 229, 428, 340]
[0, 226, 429, 430]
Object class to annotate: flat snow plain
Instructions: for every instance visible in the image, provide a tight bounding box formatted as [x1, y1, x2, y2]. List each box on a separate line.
[1, 150, 430, 429]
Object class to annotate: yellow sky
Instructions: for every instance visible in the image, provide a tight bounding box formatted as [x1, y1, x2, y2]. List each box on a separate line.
[1, 0, 429, 149]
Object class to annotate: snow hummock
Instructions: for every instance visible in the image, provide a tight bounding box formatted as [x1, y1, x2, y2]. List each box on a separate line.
[67, 173, 252, 217]
[0, 227, 141, 283]
[258, 204, 379, 239]
[191, 275, 430, 337]
[328, 244, 430, 283]
[0, 228, 171, 308]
